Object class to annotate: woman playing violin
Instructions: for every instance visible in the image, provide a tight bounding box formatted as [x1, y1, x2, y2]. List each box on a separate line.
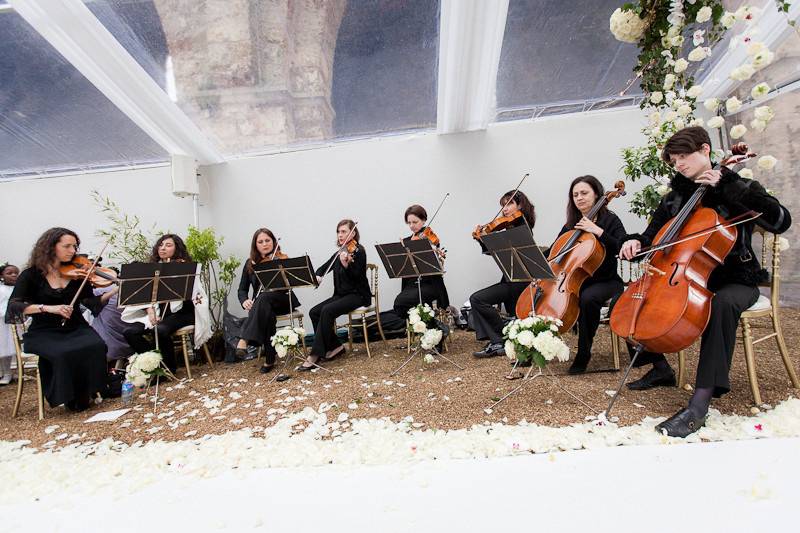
[545, 176, 630, 375]
[235, 228, 300, 373]
[618, 127, 791, 437]
[298, 219, 370, 371]
[393, 205, 450, 319]
[8, 227, 112, 411]
[123, 234, 194, 373]
[470, 190, 536, 358]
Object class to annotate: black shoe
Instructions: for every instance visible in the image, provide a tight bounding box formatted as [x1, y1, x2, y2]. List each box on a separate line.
[627, 366, 676, 390]
[259, 364, 275, 374]
[568, 362, 588, 375]
[473, 342, 505, 358]
[227, 348, 248, 364]
[655, 408, 706, 437]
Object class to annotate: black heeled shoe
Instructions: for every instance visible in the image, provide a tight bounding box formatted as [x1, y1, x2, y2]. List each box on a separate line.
[655, 408, 706, 438]
[295, 356, 320, 372]
[259, 364, 275, 374]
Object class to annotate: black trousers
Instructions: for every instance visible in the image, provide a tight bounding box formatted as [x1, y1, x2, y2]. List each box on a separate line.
[469, 280, 528, 344]
[309, 293, 364, 357]
[240, 291, 293, 364]
[124, 304, 194, 373]
[574, 279, 625, 366]
[393, 283, 439, 319]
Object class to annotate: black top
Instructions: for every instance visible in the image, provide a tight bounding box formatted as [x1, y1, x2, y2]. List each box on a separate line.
[237, 262, 301, 308]
[627, 166, 792, 289]
[8, 267, 103, 331]
[400, 235, 450, 309]
[315, 244, 371, 303]
[552, 210, 626, 283]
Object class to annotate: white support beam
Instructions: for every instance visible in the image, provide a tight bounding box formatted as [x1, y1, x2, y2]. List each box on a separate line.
[437, 0, 509, 134]
[9, 0, 225, 165]
[699, 3, 800, 99]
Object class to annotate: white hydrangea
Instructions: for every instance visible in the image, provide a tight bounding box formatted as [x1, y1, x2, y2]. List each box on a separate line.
[515, 330, 535, 348]
[420, 329, 442, 350]
[136, 351, 162, 373]
[707, 116, 725, 129]
[696, 6, 712, 23]
[408, 311, 421, 325]
[757, 155, 777, 171]
[609, 8, 648, 43]
[730, 124, 747, 139]
[725, 96, 742, 114]
[504, 340, 516, 361]
[531, 331, 570, 362]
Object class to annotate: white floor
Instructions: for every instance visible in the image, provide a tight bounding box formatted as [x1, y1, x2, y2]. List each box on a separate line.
[5, 436, 797, 533]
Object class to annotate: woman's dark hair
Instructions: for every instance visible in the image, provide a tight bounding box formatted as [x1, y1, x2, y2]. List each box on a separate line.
[404, 204, 428, 222]
[1, 263, 17, 275]
[565, 175, 608, 228]
[28, 227, 80, 274]
[149, 234, 192, 263]
[247, 228, 279, 273]
[500, 190, 536, 228]
[336, 219, 360, 246]
[662, 126, 711, 163]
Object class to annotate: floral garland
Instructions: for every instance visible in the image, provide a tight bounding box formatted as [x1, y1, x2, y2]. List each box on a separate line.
[611, 1, 790, 217]
[407, 303, 443, 353]
[502, 315, 570, 368]
[271, 326, 306, 358]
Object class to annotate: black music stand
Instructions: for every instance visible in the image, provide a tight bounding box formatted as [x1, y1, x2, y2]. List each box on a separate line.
[253, 255, 327, 380]
[375, 239, 463, 375]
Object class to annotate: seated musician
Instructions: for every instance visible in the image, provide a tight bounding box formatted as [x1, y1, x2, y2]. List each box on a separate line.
[619, 126, 791, 437]
[470, 190, 536, 358]
[234, 228, 300, 374]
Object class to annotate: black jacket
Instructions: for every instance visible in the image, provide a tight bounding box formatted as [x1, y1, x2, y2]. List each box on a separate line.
[315, 244, 371, 304]
[626, 166, 791, 289]
[552, 210, 626, 283]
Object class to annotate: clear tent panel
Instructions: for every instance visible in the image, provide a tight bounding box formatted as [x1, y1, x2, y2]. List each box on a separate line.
[0, 9, 167, 179]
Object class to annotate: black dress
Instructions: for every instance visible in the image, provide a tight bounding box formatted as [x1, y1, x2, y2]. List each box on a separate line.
[237, 262, 301, 364]
[8, 268, 108, 407]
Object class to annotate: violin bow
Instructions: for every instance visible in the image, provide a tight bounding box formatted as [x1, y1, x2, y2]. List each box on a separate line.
[424, 192, 450, 231]
[255, 238, 282, 298]
[61, 239, 110, 326]
[488, 172, 530, 228]
[317, 221, 359, 285]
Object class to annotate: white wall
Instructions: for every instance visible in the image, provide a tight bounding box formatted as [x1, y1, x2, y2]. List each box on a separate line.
[1, 107, 650, 325]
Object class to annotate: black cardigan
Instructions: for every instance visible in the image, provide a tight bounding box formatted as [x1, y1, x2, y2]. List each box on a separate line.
[626, 166, 792, 289]
[315, 244, 371, 304]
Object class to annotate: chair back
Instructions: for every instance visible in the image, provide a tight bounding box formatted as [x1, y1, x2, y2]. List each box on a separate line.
[367, 263, 380, 309]
[757, 228, 785, 310]
[9, 322, 32, 370]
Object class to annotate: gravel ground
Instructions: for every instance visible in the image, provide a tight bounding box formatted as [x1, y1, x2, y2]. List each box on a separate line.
[2, 308, 798, 449]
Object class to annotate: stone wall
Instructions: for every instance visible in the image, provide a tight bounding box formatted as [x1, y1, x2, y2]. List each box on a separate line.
[152, 0, 346, 154]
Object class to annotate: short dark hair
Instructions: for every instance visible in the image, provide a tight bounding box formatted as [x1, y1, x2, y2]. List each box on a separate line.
[662, 126, 711, 163]
[404, 204, 428, 222]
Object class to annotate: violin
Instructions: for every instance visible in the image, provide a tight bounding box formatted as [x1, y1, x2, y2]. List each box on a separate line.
[472, 211, 523, 240]
[59, 254, 118, 288]
[515, 181, 627, 331]
[258, 250, 288, 262]
[411, 226, 441, 247]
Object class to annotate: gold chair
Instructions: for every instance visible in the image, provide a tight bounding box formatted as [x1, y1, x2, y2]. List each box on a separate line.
[346, 263, 387, 358]
[9, 323, 44, 420]
[172, 326, 215, 379]
[738, 231, 799, 405]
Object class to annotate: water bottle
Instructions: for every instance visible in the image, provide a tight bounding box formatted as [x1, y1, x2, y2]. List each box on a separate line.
[121, 380, 134, 405]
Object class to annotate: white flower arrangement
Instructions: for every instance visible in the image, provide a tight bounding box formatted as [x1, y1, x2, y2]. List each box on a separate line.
[609, 8, 648, 43]
[407, 303, 444, 352]
[125, 351, 167, 388]
[271, 326, 305, 359]
[502, 315, 569, 368]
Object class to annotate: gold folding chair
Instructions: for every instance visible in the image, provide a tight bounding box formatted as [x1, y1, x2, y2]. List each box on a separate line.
[346, 264, 387, 358]
[172, 326, 215, 379]
[10, 323, 44, 420]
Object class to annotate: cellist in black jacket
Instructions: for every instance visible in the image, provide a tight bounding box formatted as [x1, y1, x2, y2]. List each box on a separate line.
[619, 127, 791, 437]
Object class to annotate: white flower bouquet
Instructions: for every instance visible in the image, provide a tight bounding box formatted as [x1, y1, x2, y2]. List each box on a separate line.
[502, 315, 570, 368]
[609, 8, 648, 43]
[408, 303, 444, 352]
[271, 326, 306, 358]
[125, 350, 169, 388]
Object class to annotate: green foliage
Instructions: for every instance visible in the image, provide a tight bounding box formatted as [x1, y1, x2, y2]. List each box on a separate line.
[629, 183, 667, 219]
[185, 226, 241, 332]
[91, 190, 158, 263]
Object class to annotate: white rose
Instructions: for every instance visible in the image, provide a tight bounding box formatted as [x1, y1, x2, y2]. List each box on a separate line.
[650, 91, 664, 104]
[663, 74, 676, 91]
[696, 6, 712, 23]
[673, 118, 686, 130]
[687, 46, 707, 62]
[735, 6, 758, 21]
[674, 58, 689, 73]
[521, 317, 535, 328]
[707, 116, 725, 129]
[412, 321, 427, 333]
[423, 353, 435, 364]
[656, 184, 671, 196]
[661, 35, 672, 48]
[293, 327, 306, 336]
[750, 83, 770, 100]
[408, 312, 421, 325]
[508, 325, 519, 340]
[730, 124, 747, 139]
[670, 97, 684, 109]
[665, 91, 676, 104]
[703, 98, 720, 112]
[739, 168, 754, 179]
[648, 110, 661, 125]
[689, 117, 704, 127]
[692, 29, 705, 46]
[757, 155, 777, 171]
[725, 96, 742, 113]
[721, 12, 736, 28]
[676, 104, 692, 117]
[686, 85, 703, 99]
[751, 50, 775, 69]
[670, 35, 684, 47]
[749, 117, 767, 132]
[275, 344, 288, 358]
[746, 41, 767, 57]
[609, 8, 648, 43]
[664, 110, 678, 122]
[287, 332, 299, 346]
[754, 106, 774, 122]
[667, 25, 681, 38]
[729, 64, 755, 81]
[504, 341, 516, 361]
[516, 330, 535, 348]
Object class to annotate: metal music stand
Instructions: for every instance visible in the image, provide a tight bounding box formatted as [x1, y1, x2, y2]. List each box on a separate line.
[253, 255, 328, 380]
[375, 239, 463, 375]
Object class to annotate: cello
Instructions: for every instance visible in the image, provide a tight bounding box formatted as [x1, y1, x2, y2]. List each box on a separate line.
[515, 181, 627, 333]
